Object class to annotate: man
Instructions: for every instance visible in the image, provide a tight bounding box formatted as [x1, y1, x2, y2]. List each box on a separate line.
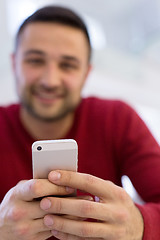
[0, 5, 160, 240]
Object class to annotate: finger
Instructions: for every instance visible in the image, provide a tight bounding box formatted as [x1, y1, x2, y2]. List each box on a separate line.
[17, 218, 51, 235]
[23, 196, 93, 220]
[40, 197, 125, 222]
[35, 231, 53, 240]
[44, 214, 120, 239]
[11, 218, 52, 239]
[44, 213, 87, 221]
[14, 178, 75, 201]
[76, 195, 94, 201]
[48, 171, 122, 200]
[52, 230, 80, 240]
[62, 215, 87, 221]
[31, 219, 51, 234]
[7, 200, 46, 221]
[11, 194, 93, 221]
[66, 195, 93, 202]
[51, 230, 103, 240]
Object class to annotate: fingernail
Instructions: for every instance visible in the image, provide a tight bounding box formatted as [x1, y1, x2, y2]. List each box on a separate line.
[50, 171, 61, 181]
[44, 215, 54, 226]
[40, 198, 51, 210]
[95, 196, 100, 202]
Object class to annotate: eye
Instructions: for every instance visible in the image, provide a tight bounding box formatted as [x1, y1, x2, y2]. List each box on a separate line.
[60, 62, 78, 71]
[25, 58, 45, 65]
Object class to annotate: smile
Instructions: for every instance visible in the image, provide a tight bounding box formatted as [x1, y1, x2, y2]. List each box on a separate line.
[32, 89, 65, 105]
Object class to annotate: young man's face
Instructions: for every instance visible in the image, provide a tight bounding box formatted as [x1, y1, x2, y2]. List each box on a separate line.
[12, 22, 91, 121]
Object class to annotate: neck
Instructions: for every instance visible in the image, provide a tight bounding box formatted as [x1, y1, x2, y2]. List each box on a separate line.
[20, 107, 74, 140]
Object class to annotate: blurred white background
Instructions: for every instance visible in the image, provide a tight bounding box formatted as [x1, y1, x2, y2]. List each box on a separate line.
[1, 0, 160, 202]
[1, 0, 160, 144]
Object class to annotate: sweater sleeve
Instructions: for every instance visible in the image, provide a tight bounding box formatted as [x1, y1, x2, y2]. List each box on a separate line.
[112, 101, 160, 240]
[136, 203, 160, 239]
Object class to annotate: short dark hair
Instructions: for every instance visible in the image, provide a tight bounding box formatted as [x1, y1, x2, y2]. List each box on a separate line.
[15, 5, 92, 61]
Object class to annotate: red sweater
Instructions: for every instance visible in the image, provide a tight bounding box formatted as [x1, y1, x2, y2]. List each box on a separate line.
[0, 97, 160, 239]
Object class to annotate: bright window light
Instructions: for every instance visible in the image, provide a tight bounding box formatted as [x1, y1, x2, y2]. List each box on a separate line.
[6, 0, 37, 37]
[84, 15, 107, 50]
[6, 0, 107, 50]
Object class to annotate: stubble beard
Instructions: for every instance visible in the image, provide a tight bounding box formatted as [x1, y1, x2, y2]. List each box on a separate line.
[20, 90, 80, 123]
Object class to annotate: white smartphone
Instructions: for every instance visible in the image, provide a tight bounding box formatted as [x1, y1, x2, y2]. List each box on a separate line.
[32, 139, 78, 179]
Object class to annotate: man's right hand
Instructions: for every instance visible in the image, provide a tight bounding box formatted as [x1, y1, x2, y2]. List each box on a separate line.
[0, 178, 73, 240]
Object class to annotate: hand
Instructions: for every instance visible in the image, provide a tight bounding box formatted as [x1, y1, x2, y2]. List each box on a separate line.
[40, 170, 144, 240]
[0, 178, 74, 240]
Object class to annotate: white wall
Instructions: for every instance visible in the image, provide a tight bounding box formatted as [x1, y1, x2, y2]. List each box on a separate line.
[0, 0, 160, 144]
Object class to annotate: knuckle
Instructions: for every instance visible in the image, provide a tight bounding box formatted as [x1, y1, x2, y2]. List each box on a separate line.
[55, 185, 66, 195]
[8, 205, 26, 221]
[63, 172, 72, 185]
[117, 187, 129, 203]
[13, 223, 30, 238]
[16, 180, 27, 186]
[80, 201, 93, 216]
[84, 174, 96, 187]
[116, 209, 129, 223]
[54, 218, 64, 232]
[4, 186, 17, 203]
[30, 179, 43, 197]
[80, 224, 91, 237]
[54, 199, 62, 213]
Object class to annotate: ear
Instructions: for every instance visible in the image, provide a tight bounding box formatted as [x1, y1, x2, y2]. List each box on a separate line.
[10, 52, 16, 75]
[83, 63, 93, 83]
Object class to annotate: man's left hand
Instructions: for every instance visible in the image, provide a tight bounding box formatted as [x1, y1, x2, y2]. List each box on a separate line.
[40, 170, 144, 240]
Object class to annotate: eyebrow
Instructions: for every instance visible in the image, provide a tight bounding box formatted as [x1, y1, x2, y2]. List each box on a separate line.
[61, 56, 80, 64]
[23, 49, 81, 64]
[23, 49, 45, 57]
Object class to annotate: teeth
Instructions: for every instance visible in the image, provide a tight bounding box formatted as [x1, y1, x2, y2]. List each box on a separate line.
[38, 93, 57, 100]
[32, 87, 65, 101]
[35, 91, 61, 100]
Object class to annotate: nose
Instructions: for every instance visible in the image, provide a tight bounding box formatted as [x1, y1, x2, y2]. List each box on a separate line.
[40, 62, 61, 88]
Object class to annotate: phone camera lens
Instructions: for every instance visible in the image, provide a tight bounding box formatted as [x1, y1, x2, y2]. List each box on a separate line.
[37, 146, 42, 151]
